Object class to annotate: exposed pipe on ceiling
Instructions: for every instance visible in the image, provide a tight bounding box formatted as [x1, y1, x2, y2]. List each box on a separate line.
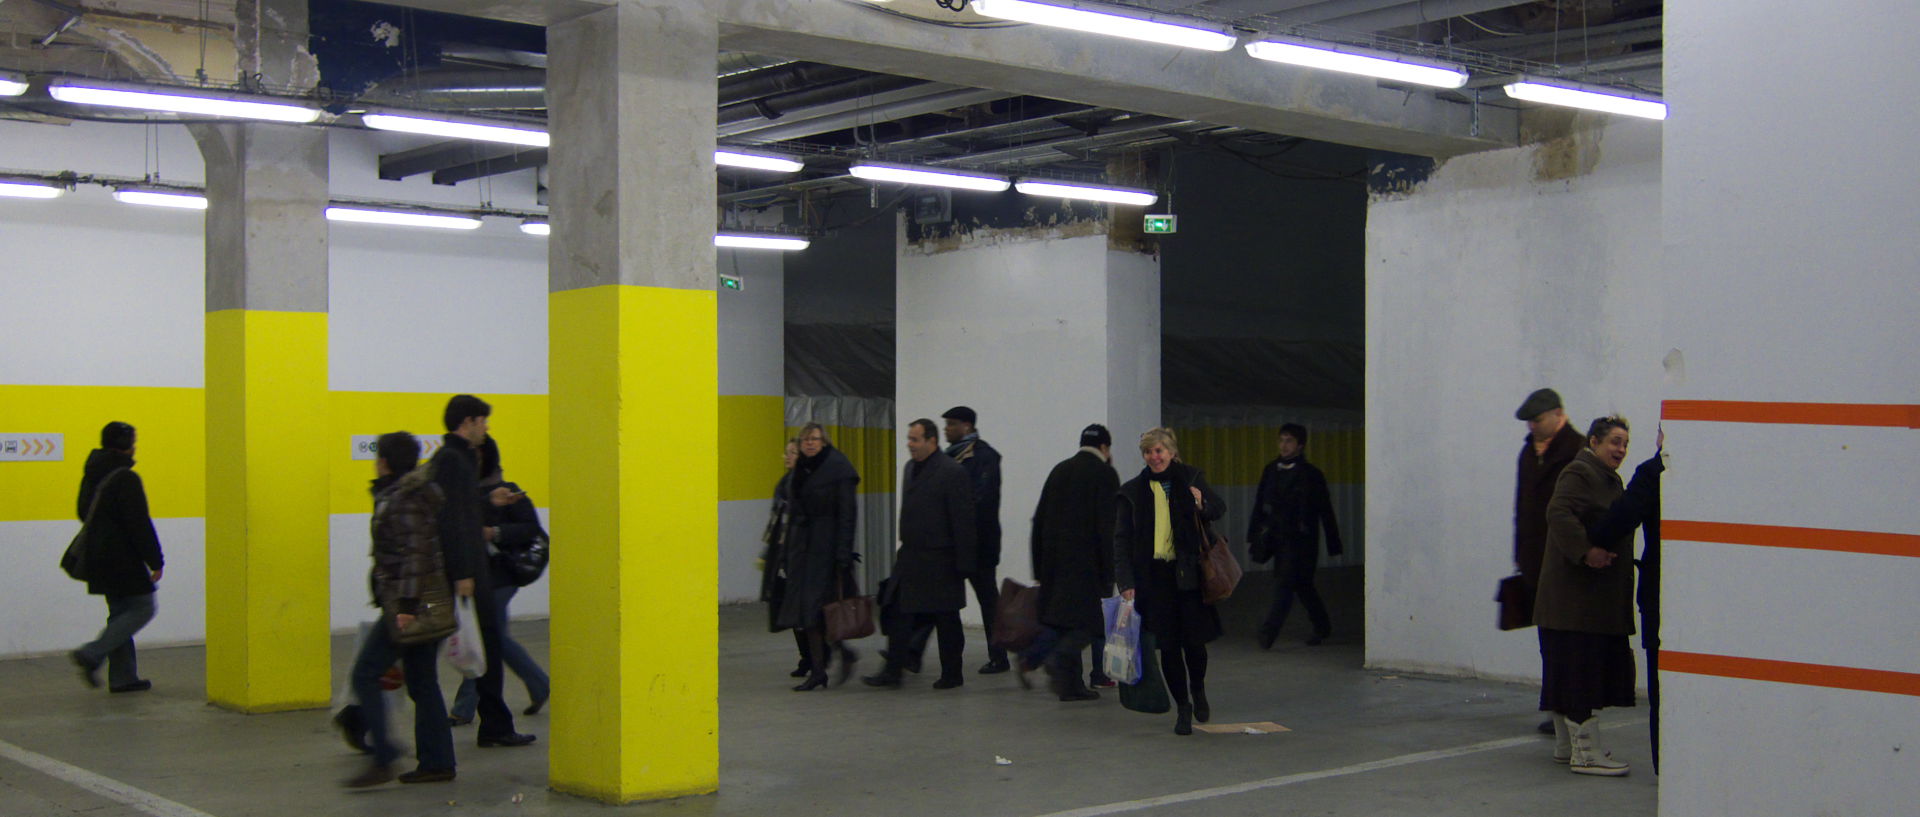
[1316, 0, 1536, 32]
[727, 86, 1015, 144]
[719, 62, 871, 107]
[717, 75, 932, 133]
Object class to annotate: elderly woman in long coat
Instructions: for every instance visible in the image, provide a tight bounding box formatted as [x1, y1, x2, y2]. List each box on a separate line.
[777, 423, 861, 691]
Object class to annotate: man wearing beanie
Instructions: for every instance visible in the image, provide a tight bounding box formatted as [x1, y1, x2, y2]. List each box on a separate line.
[940, 406, 1009, 673]
[1512, 388, 1585, 735]
[1028, 424, 1120, 700]
[69, 421, 165, 693]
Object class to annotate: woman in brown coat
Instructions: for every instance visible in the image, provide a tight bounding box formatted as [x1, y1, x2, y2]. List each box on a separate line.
[1535, 415, 1638, 777]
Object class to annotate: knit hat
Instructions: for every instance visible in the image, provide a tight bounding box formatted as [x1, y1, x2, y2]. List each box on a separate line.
[1079, 424, 1112, 449]
[1514, 388, 1563, 421]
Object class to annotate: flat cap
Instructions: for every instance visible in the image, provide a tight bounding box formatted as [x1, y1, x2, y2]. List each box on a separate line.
[941, 406, 977, 425]
[1514, 388, 1563, 421]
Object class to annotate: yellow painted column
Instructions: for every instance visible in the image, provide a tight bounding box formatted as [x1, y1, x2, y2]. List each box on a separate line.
[194, 119, 332, 712]
[546, 1, 720, 802]
[204, 310, 331, 710]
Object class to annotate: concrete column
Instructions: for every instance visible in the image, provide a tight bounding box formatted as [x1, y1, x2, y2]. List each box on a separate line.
[545, 1, 719, 802]
[196, 121, 332, 711]
[896, 224, 1160, 603]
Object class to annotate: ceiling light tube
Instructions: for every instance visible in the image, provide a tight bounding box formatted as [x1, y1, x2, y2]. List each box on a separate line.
[1245, 39, 1468, 89]
[326, 206, 482, 230]
[715, 233, 810, 251]
[0, 180, 65, 199]
[113, 189, 209, 210]
[520, 220, 551, 236]
[849, 161, 1010, 193]
[715, 148, 806, 173]
[973, 0, 1236, 52]
[48, 81, 320, 123]
[1502, 77, 1667, 120]
[0, 74, 27, 97]
[1015, 180, 1158, 206]
[362, 112, 550, 147]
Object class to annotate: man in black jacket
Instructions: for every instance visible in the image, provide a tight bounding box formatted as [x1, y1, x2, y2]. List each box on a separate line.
[1248, 423, 1343, 649]
[1514, 388, 1586, 735]
[433, 395, 535, 750]
[1030, 424, 1119, 700]
[864, 418, 977, 689]
[69, 421, 164, 693]
[941, 406, 1008, 673]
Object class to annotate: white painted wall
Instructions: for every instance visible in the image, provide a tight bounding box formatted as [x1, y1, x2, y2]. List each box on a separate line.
[1660, 2, 1920, 813]
[1363, 119, 1664, 682]
[717, 249, 786, 603]
[897, 224, 1159, 619]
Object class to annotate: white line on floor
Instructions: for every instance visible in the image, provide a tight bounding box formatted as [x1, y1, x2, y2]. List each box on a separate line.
[1027, 720, 1650, 817]
[0, 738, 218, 817]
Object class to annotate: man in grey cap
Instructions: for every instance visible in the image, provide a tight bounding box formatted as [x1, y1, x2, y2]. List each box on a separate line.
[1513, 387, 1585, 735]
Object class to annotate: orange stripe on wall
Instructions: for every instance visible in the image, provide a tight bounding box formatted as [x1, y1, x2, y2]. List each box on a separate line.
[1661, 400, 1920, 428]
[1663, 651, 1920, 698]
[1665, 520, 1920, 558]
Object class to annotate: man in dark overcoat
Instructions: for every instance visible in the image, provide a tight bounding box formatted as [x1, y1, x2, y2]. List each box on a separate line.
[1247, 423, 1343, 648]
[1029, 424, 1119, 701]
[1514, 388, 1585, 735]
[942, 405, 1008, 673]
[864, 418, 977, 689]
[69, 421, 164, 693]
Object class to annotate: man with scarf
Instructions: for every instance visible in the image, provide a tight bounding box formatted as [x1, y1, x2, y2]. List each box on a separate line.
[1248, 423, 1343, 649]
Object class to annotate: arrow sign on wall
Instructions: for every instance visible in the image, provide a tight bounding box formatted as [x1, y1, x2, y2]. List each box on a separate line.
[0, 434, 65, 462]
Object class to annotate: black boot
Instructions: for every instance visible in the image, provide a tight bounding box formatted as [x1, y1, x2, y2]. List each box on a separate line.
[1174, 704, 1194, 736]
[1193, 689, 1211, 723]
[793, 672, 829, 691]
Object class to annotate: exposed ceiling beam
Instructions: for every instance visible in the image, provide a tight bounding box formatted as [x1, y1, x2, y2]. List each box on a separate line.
[432, 148, 548, 185]
[727, 87, 1015, 144]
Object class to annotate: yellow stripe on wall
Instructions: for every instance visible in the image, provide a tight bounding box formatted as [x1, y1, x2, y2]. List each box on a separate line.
[1178, 426, 1366, 485]
[719, 394, 786, 502]
[0, 385, 205, 522]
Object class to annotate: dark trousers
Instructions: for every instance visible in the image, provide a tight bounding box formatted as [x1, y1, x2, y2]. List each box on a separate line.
[906, 572, 1007, 666]
[1646, 640, 1660, 772]
[451, 584, 550, 721]
[1159, 642, 1209, 707]
[351, 622, 453, 771]
[1261, 545, 1330, 638]
[888, 612, 964, 680]
[471, 588, 519, 739]
[1044, 626, 1098, 694]
[76, 592, 156, 688]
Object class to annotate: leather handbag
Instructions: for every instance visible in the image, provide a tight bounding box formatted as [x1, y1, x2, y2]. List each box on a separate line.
[989, 578, 1042, 651]
[389, 570, 458, 645]
[823, 575, 876, 642]
[1496, 573, 1534, 631]
[61, 468, 128, 582]
[1195, 518, 1242, 605]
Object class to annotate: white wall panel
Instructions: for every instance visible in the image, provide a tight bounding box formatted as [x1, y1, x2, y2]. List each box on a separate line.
[0, 518, 205, 657]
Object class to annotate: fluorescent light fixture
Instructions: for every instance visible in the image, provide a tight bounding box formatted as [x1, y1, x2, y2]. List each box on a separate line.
[326, 206, 482, 230]
[0, 181, 64, 199]
[48, 82, 320, 123]
[362, 112, 550, 147]
[113, 189, 208, 210]
[520, 220, 551, 236]
[1015, 180, 1157, 206]
[973, 0, 1236, 52]
[1503, 78, 1667, 120]
[715, 148, 806, 173]
[849, 162, 1010, 193]
[715, 233, 810, 251]
[0, 75, 27, 97]
[1245, 39, 1468, 89]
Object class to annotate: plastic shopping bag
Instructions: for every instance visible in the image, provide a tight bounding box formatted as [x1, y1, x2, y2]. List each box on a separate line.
[442, 596, 487, 679]
[1101, 596, 1143, 685]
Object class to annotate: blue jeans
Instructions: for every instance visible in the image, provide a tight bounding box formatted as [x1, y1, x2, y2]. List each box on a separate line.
[77, 592, 156, 688]
[351, 621, 454, 771]
[450, 584, 548, 721]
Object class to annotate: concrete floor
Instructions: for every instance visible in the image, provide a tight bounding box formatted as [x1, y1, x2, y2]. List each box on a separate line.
[0, 568, 1656, 816]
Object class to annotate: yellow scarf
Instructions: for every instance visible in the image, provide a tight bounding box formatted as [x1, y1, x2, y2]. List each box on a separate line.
[1149, 480, 1175, 561]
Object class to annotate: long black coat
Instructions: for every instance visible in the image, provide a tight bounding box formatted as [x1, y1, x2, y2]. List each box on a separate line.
[947, 436, 1002, 569]
[891, 451, 977, 614]
[1030, 449, 1118, 635]
[1515, 423, 1586, 591]
[1115, 461, 1225, 644]
[1246, 456, 1343, 563]
[429, 434, 486, 590]
[75, 449, 163, 597]
[775, 447, 860, 629]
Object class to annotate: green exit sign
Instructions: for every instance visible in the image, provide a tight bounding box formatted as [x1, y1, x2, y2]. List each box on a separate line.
[1144, 214, 1177, 234]
[719, 273, 744, 291]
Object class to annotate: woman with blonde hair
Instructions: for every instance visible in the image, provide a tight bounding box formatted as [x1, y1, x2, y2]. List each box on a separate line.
[1114, 428, 1226, 735]
[775, 423, 862, 690]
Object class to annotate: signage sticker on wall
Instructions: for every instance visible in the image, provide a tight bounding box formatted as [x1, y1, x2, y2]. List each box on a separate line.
[350, 434, 444, 462]
[0, 433, 64, 462]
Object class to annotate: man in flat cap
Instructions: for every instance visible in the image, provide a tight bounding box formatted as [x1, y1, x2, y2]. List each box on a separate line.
[1512, 387, 1585, 735]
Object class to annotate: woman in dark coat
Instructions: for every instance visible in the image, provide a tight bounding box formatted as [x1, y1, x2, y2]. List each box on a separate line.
[1115, 427, 1226, 735]
[1536, 415, 1639, 777]
[759, 439, 810, 678]
[776, 423, 862, 691]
